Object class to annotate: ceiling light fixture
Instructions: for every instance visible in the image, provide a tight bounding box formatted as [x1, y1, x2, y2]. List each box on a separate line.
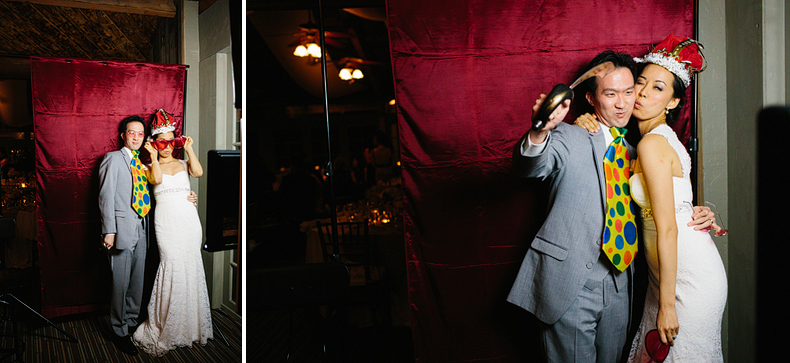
[306, 43, 322, 58]
[336, 57, 377, 83]
[351, 69, 363, 79]
[338, 65, 363, 82]
[293, 45, 308, 57]
[338, 67, 353, 81]
[293, 36, 322, 59]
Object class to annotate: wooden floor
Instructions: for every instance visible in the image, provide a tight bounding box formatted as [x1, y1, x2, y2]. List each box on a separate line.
[0, 304, 242, 363]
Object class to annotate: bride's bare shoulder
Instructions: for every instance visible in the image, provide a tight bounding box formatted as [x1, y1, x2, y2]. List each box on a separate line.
[637, 133, 672, 152]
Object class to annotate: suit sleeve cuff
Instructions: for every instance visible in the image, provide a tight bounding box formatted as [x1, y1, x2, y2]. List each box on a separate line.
[521, 132, 550, 156]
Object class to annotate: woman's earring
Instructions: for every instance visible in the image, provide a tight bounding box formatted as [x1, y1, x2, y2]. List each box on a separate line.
[665, 108, 670, 115]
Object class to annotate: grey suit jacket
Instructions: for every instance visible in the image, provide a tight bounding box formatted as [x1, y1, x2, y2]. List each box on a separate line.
[507, 122, 635, 324]
[98, 149, 145, 251]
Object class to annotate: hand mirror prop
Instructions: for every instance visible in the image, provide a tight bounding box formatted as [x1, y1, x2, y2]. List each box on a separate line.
[531, 61, 616, 131]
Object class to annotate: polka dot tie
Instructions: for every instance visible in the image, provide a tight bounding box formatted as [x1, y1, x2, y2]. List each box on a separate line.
[603, 127, 637, 271]
[131, 150, 150, 217]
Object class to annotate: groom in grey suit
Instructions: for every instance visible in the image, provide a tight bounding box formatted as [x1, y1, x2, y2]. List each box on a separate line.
[98, 115, 197, 355]
[99, 115, 149, 355]
[508, 51, 638, 363]
[508, 51, 713, 362]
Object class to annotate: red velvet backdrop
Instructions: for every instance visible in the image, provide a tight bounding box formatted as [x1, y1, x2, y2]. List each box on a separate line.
[31, 57, 186, 318]
[386, 1, 694, 361]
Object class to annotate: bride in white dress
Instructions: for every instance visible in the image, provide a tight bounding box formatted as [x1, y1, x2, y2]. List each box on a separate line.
[576, 35, 727, 362]
[626, 36, 727, 362]
[133, 110, 213, 356]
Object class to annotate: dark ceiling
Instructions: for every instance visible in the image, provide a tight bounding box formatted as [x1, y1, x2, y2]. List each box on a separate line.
[0, 0, 392, 124]
[0, 0, 189, 80]
[246, 0, 392, 111]
[0, 0, 217, 131]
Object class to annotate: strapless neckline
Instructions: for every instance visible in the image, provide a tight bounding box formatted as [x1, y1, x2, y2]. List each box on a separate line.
[163, 170, 187, 177]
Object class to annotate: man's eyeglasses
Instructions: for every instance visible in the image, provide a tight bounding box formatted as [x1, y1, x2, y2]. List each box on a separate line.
[126, 130, 145, 138]
[645, 329, 670, 362]
[151, 136, 186, 150]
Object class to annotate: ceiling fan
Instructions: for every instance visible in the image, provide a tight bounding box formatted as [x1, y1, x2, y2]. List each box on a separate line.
[288, 11, 352, 58]
[336, 57, 385, 82]
[289, 20, 351, 49]
[337, 57, 384, 67]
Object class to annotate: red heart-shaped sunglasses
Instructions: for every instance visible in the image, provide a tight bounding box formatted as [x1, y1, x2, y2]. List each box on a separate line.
[151, 136, 186, 151]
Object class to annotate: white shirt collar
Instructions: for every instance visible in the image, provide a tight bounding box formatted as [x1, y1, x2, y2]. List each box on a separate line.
[599, 122, 614, 145]
[121, 147, 135, 160]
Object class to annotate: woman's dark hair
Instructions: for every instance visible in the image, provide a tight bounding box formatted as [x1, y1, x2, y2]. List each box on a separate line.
[666, 73, 686, 124]
[153, 131, 175, 140]
[118, 115, 146, 135]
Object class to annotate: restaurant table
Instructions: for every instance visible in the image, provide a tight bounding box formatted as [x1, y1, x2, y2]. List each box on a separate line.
[301, 217, 408, 327]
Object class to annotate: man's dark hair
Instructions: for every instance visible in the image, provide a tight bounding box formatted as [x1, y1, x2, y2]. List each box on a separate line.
[118, 115, 146, 135]
[582, 50, 637, 95]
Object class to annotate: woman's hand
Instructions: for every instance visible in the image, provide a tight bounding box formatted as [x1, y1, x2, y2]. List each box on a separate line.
[656, 305, 679, 345]
[182, 136, 204, 178]
[689, 206, 715, 231]
[187, 191, 198, 206]
[573, 113, 600, 133]
[143, 140, 158, 159]
[183, 136, 194, 151]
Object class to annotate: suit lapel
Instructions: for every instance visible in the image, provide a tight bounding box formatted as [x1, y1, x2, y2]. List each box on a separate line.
[589, 131, 607, 213]
[120, 149, 132, 174]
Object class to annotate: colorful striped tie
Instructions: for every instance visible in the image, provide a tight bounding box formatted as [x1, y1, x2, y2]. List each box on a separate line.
[603, 127, 638, 271]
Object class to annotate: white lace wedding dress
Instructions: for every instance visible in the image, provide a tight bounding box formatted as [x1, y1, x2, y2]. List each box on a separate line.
[627, 125, 727, 362]
[133, 160, 213, 356]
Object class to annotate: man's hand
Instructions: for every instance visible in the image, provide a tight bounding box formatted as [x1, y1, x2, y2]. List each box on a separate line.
[529, 94, 571, 144]
[103, 234, 115, 250]
[187, 191, 198, 206]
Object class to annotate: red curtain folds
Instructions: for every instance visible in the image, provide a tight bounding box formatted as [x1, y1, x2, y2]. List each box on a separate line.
[386, 1, 693, 361]
[31, 57, 186, 318]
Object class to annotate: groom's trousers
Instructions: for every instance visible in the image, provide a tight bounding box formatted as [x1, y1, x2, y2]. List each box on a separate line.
[540, 260, 631, 363]
[107, 216, 147, 337]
